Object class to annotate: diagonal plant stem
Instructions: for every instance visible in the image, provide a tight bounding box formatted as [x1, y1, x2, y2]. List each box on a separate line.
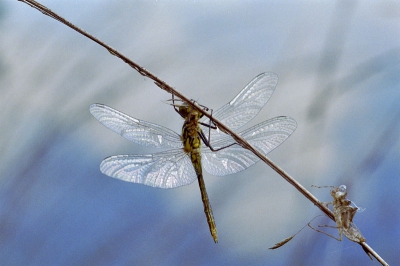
[18, 0, 388, 265]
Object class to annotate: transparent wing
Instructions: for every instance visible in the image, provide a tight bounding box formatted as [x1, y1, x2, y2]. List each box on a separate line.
[200, 72, 278, 137]
[202, 117, 297, 176]
[100, 149, 197, 188]
[90, 103, 182, 148]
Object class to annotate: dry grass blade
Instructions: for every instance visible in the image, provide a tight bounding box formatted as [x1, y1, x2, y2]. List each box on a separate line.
[269, 215, 324, 250]
[269, 235, 295, 250]
[18, 1, 388, 265]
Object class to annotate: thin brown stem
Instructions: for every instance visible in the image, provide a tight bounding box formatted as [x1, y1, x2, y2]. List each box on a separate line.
[18, 1, 388, 265]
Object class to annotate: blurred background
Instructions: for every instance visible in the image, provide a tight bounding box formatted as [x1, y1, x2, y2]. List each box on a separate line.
[1, 0, 399, 265]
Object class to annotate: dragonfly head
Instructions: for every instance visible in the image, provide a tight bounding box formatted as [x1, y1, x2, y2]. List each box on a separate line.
[178, 103, 204, 121]
[165, 98, 204, 121]
[330, 185, 347, 200]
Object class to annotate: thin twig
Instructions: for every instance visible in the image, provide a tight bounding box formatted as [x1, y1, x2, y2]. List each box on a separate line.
[18, 1, 388, 265]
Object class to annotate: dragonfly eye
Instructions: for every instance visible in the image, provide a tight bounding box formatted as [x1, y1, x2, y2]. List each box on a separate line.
[331, 186, 347, 199]
[178, 104, 203, 120]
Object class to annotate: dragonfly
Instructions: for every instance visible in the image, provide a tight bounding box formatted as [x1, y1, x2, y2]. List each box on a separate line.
[90, 72, 297, 243]
[270, 185, 367, 251]
[310, 185, 366, 243]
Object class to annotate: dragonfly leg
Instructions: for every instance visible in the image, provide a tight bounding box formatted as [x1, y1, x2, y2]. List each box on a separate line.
[171, 94, 185, 118]
[322, 201, 332, 208]
[199, 107, 217, 130]
[198, 130, 238, 152]
[199, 122, 218, 129]
[308, 221, 343, 241]
[318, 224, 339, 229]
[207, 108, 213, 145]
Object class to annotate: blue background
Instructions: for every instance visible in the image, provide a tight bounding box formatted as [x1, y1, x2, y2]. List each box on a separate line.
[0, 1, 399, 265]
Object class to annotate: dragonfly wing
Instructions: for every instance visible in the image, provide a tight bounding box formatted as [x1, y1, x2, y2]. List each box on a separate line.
[200, 72, 278, 135]
[202, 117, 297, 176]
[202, 144, 259, 176]
[90, 103, 182, 148]
[100, 149, 197, 188]
[241, 116, 297, 155]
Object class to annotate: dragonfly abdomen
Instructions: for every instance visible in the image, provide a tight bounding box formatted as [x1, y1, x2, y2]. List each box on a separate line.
[196, 166, 218, 243]
[191, 148, 218, 243]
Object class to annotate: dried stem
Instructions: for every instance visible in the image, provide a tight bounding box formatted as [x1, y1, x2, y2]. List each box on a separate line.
[18, 0, 388, 265]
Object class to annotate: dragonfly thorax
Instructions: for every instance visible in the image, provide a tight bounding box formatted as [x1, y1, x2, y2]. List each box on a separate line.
[179, 104, 203, 155]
